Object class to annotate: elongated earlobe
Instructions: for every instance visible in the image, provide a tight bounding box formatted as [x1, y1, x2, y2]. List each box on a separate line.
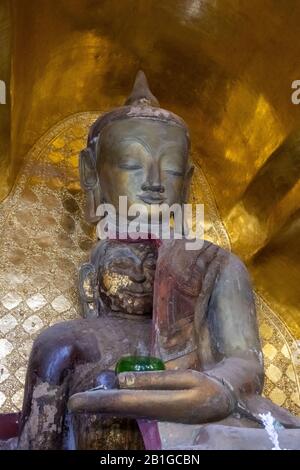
[182, 163, 194, 204]
[79, 147, 98, 189]
[79, 146, 102, 224]
[78, 263, 100, 318]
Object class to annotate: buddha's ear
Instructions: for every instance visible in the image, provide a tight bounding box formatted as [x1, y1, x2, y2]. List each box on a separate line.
[78, 263, 99, 318]
[182, 163, 194, 203]
[79, 146, 102, 224]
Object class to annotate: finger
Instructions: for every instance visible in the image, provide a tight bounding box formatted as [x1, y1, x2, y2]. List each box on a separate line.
[117, 369, 205, 390]
[68, 380, 232, 424]
[68, 389, 196, 421]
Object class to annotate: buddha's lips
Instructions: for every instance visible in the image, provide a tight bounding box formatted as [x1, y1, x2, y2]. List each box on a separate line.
[107, 287, 153, 316]
[100, 285, 153, 299]
[122, 290, 152, 297]
[137, 193, 166, 204]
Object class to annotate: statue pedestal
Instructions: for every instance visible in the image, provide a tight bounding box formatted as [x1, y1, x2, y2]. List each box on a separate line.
[159, 423, 300, 450]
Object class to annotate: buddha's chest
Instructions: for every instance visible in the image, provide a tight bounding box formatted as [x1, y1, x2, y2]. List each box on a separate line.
[92, 312, 200, 371]
[94, 314, 153, 369]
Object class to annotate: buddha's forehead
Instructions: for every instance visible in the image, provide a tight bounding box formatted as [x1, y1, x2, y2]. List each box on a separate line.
[100, 117, 188, 153]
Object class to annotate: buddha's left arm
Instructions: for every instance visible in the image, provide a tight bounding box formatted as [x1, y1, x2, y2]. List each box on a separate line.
[201, 252, 264, 398]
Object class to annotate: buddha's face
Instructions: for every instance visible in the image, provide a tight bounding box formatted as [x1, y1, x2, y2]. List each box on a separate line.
[97, 118, 190, 213]
[98, 241, 157, 315]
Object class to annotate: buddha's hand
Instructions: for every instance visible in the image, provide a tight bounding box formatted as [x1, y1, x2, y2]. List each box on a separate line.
[68, 369, 235, 424]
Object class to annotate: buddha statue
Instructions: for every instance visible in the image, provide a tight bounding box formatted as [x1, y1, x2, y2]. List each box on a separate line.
[15, 72, 300, 450]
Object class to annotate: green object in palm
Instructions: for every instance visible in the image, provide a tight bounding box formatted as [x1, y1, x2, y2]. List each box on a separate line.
[115, 356, 165, 374]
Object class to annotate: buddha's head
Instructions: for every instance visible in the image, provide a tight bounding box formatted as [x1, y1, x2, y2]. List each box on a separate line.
[95, 239, 157, 316]
[81, 71, 193, 222]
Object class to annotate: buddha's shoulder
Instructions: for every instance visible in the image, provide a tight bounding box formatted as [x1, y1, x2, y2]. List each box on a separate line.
[192, 239, 247, 270]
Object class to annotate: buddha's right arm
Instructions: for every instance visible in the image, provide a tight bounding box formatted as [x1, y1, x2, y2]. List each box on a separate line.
[68, 369, 235, 424]
[198, 251, 264, 400]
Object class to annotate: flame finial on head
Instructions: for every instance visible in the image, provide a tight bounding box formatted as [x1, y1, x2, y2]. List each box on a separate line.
[124, 70, 160, 107]
[87, 70, 189, 146]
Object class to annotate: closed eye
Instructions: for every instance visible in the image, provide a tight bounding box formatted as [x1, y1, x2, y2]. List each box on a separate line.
[164, 169, 184, 177]
[118, 162, 143, 171]
[111, 258, 133, 269]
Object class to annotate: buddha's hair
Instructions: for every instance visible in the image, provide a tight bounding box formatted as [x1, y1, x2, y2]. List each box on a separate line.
[86, 70, 190, 154]
[87, 105, 190, 149]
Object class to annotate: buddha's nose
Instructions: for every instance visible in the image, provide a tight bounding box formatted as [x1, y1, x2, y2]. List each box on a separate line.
[130, 266, 146, 283]
[142, 162, 165, 193]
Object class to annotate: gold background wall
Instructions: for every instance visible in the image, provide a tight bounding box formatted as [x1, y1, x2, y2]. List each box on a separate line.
[0, 0, 299, 414]
[0, 1, 299, 364]
[0, 0, 11, 201]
